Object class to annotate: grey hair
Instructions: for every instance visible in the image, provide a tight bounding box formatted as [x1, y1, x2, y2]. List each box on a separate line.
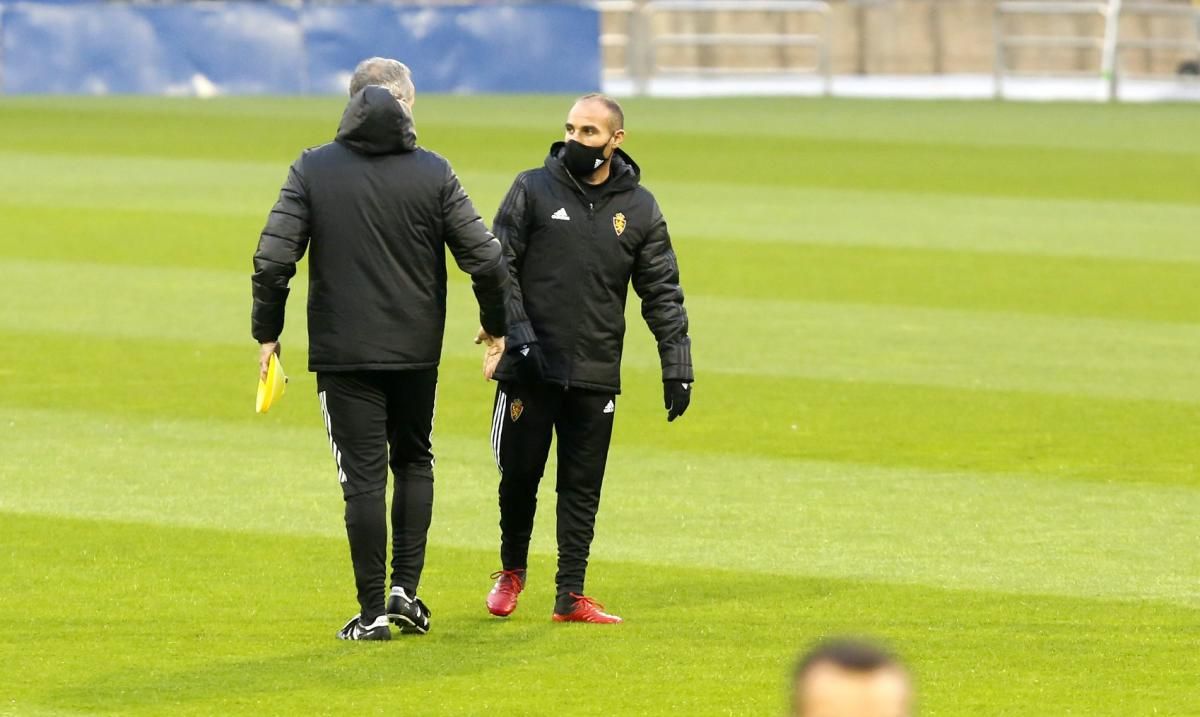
[349, 57, 415, 102]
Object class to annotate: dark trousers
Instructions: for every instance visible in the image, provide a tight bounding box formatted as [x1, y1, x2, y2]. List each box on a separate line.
[317, 369, 437, 622]
[491, 381, 616, 596]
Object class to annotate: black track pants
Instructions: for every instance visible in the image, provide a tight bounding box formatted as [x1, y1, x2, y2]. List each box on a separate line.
[317, 369, 437, 621]
[491, 381, 615, 596]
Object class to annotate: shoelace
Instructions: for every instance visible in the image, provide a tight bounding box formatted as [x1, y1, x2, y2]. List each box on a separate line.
[568, 593, 607, 614]
[490, 570, 524, 594]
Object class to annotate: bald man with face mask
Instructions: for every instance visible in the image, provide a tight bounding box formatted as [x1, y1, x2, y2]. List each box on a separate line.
[477, 93, 694, 624]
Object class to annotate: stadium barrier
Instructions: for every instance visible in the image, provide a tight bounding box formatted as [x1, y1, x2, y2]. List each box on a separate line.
[995, 0, 1200, 101]
[596, 0, 1199, 101]
[0, 0, 601, 95]
[599, 0, 833, 96]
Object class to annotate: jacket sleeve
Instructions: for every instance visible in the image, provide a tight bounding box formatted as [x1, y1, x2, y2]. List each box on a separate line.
[441, 164, 510, 339]
[632, 201, 693, 383]
[490, 174, 539, 347]
[251, 157, 311, 343]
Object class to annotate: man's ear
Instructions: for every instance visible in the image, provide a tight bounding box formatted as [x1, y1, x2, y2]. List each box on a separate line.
[611, 128, 625, 148]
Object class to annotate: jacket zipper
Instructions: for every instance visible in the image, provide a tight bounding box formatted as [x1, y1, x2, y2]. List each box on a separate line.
[566, 172, 597, 219]
[563, 172, 601, 390]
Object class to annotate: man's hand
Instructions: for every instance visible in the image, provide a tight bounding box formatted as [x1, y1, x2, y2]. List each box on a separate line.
[259, 341, 280, 382]
[664, 381, 691, 422]
[475, 328, 506, 381]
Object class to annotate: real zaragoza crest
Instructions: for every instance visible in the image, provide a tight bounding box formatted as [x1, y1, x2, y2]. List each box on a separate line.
[510, 398, 524, 422]
[612, 212, 627, 237]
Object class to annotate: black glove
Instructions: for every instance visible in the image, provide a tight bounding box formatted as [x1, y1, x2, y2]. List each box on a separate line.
[664, 381, 692, 422]
[508, 342, 547, 383]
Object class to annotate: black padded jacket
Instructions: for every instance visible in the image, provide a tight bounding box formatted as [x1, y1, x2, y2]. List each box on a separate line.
[251, 86, 509, 371]
[491, 143, 691, 393]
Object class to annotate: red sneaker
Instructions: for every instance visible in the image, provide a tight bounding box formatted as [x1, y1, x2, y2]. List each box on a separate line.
[486, 569, 525, 617]
[552, 593, 623, 624]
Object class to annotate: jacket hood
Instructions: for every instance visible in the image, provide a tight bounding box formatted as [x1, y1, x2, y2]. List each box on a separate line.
[546, 142, 641, 193]
[335, 85, 418, 156]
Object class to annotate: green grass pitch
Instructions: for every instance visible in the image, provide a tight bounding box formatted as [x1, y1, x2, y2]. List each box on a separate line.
[1, 95, 1198, 715]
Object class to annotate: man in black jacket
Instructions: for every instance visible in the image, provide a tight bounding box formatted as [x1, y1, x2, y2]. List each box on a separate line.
[251, 58, 509, 640]
[481, 94, 692, 624]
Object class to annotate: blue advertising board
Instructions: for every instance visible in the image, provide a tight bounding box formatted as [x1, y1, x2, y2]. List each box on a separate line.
[0, 1, 600, 94]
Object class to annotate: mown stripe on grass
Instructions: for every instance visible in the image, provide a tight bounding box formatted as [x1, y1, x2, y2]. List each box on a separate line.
[7, 170, 1200, 272]
[679, 241, 1200, 324]
[4, 257, 1198, 403]
[651, 182, 1200, 264]
[3, 328, 1198, 487]
[7, 146, 1199, 269]
[0, 151, 287, 216]
[0, 203, 265, 269]
[2, 512, 1197, 716]
[679, 295, 1200, 402]
[1, 408, 1196, 606]
[8, 180, 1200, 271]
[6, 233, 1198, 335]
[5, 96, 1200, 156]
[637, 133, 1200, 205]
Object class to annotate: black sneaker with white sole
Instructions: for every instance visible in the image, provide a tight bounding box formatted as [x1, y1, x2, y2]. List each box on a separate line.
[386, 587, 431, 634]
[336, 614, 391, 641]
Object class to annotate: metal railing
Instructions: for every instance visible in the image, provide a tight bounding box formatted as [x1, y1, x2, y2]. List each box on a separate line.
[599, 0, 833, 96]
[994, 0, 1200, 100]
[993, 0, 1112, 99]
[599, 0, 640, 73]
[1112, 2, 1200, 95]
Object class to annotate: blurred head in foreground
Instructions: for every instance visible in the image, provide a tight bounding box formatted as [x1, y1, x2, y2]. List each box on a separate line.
[792, 639, 912, 717]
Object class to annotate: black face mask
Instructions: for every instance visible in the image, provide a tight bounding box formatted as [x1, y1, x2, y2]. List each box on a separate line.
[562, 140, 610, 178]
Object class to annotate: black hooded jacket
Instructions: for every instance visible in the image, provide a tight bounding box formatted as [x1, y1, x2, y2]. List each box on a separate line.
[251, 86, 509, 371]
[491, 143, 692, 393]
